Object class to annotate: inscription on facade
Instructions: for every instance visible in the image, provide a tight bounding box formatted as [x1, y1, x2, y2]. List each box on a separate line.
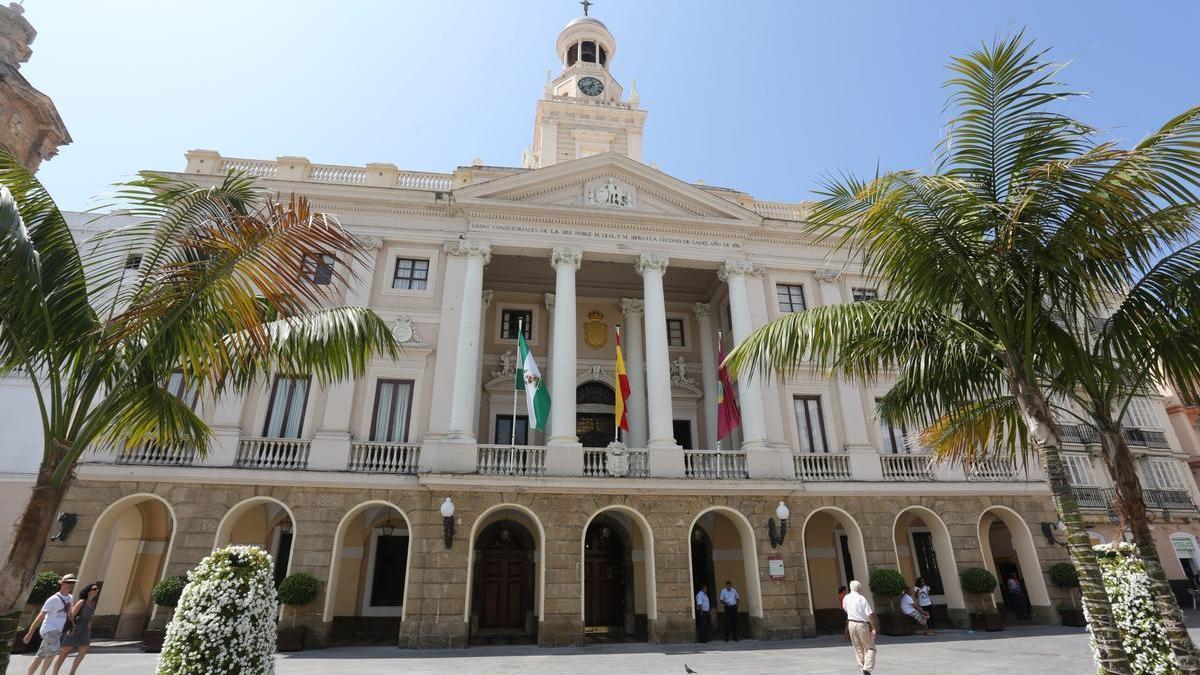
[468, 222, 742, 250]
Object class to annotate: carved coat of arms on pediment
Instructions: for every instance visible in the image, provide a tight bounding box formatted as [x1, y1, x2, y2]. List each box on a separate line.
[584, 177, 637, 209]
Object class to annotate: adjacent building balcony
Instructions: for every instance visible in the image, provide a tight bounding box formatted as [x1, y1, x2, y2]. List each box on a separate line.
[1072, 486, 1198, 513]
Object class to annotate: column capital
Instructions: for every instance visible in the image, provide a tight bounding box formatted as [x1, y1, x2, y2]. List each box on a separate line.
[444, 238, 492, 264]
[635, 252, 669, 276]
[544, 292, 556, 312]
[619, 297, 645, 317]
[481, 289, 494, 308]
[718, 258, 763, 281]
[692, 302, 712, 319]
[550, 245, 583, 270]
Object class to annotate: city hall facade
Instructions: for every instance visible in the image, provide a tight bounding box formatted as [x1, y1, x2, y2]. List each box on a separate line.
[35, 14, 1200, 648]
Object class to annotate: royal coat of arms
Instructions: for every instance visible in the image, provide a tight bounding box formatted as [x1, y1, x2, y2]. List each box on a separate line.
[584, 310, 608, 350]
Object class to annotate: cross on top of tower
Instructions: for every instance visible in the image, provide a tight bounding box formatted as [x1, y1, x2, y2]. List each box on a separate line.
[580, 0, 593, 16]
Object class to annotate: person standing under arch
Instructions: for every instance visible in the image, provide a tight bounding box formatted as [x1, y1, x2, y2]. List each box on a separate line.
[719, 580, 740, 641]
[694, 584, 711, 643]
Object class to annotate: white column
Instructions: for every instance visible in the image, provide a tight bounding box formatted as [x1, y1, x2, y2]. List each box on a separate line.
[694, 302, 719, 451]
[619, 298, 647, 447]
[206, 390, 247, 466]
[816, 270, 872, 450]
[472, 290, 494, 440]
[638, 253, 678, 449]
[548, 246, 582, 446]
[720, 259, 768, 450]
[543, 292, 555, 441]
[445, 239, 492, 440]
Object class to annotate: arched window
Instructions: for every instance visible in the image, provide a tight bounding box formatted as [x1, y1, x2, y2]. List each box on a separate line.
[581, 41, 597, 63]
[598, 45, 607, 66]
[577, 381, 615, 405]
[567, 44, 578, 66]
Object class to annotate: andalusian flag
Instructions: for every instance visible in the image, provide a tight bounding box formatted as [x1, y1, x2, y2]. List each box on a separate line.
[614, 327, 632, 432]
[716, 332, 742, 440]
[516, 331, 551, 431]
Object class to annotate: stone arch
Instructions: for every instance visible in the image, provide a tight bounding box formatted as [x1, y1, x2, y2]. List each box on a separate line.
[579, 505, 657, 638]
[891, 506, 966, 622]
[801, 505, 871, 631]
[686, 506, 763, 623]
[977, 505, 1051, 614]
[213, 496, 297, 582]
[322, 500, 415, 623]
[76, 493, 176, 638]
[463, 502, 547, 625]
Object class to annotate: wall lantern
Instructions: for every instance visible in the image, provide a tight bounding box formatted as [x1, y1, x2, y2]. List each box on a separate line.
[440, 497, 456, 550]
[768, 501, 790, 548]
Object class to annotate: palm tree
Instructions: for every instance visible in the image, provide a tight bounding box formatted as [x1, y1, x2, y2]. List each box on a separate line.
[0, 153, 398, 671]
[726, 34, 1200, 674]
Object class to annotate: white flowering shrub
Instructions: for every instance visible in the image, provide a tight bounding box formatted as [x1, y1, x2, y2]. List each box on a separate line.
[158, 545, 278, 675]
[1095, 542, 1178, 675]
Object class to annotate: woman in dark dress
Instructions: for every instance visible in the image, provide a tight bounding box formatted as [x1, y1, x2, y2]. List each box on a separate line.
[54, 581, 101, 675]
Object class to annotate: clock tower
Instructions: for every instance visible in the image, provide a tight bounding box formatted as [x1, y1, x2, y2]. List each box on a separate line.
[530, 13, 647, 168]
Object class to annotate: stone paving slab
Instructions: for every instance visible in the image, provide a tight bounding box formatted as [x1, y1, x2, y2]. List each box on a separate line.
[9, 625, 1167, 674]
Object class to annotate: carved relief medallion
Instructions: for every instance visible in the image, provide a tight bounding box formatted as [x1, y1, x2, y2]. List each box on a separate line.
[584, 176, 637, 209]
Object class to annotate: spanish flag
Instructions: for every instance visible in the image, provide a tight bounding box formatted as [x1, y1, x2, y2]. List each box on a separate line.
[614, 326, 632, 433]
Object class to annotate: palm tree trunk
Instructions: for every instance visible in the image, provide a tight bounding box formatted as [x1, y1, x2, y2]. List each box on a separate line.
[1099, 425, 1199, 671]
[0, 466, 72, 674]
[1010, 376, 1131, 674]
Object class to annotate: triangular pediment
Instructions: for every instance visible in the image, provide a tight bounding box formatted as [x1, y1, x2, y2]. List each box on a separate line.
[454, 153, 762, 225]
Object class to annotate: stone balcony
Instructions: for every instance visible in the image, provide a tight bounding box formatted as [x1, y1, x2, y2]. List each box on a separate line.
[93, 437, 1048, 486]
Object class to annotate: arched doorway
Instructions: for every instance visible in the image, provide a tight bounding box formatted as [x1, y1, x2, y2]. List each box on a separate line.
[214, 497, 296, 586]
[581, 507, 655, 641]
[468, 506, 542, 645]
[323, 501, 413, 644]
[978, 506, 1051, 622]
[76, 494, 175, 639]
[577, 381, 616, 448]
[892, 506, 966, 626]
[802, 507, 870, 634]
[688, 507, 763, 639]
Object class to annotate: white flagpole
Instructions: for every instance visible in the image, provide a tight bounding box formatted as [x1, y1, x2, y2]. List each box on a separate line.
[511, 317, 521, 447]
[716, 329, 722, 453]
[614, 324, 622, 444]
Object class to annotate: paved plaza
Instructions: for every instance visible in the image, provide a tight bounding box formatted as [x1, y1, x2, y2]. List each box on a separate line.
[11, 624, 1144, 674]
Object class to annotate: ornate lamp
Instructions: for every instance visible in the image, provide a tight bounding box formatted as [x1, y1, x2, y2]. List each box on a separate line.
[440, 497, 456, 549]
[768, 501, 790, 548]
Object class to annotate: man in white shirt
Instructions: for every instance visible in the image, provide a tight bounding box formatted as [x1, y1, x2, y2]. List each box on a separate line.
[718, 580, 740, 642]
[900, 587, 934, 636]
[23, 573, 77, 675]
[695, 584, 711, 643]
[841, 580, 878, 675]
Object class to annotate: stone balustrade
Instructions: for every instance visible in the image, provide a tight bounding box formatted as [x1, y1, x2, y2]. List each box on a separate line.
[347, 441, 420, 474]
[235, 437, 311, 470]
[682, 449, 748, 479]
[879, 453, 935, 481]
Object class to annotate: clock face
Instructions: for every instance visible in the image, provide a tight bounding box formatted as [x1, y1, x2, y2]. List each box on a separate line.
[578, 76, 605, 97]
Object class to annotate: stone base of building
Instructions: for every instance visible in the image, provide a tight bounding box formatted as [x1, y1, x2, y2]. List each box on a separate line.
[37, 476, 1075, 649]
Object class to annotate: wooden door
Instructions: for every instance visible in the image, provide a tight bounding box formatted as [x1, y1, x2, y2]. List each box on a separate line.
[585, 521, 626, 628]
[479, 555, 528, 629]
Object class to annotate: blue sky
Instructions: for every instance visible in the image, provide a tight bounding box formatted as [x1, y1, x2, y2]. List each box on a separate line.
[21, 0, 1200, 211]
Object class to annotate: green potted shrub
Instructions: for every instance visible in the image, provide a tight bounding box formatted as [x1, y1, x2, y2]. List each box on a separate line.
[12, 570, 59, 655]
[276, 572, 321, 652]
[868, 568, 913, 636]
[1048, 562, 1084, 627]
[960, 567, 1004, 631]
[142, 575, 187, 652]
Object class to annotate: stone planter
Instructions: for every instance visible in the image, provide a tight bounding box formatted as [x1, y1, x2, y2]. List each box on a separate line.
[141, 628, 166, 653]
[970, 611, 1005, 632]
[1057, 607, 1085, 627]
[276, 626, 307, 652]
[875, 611, 915, 637]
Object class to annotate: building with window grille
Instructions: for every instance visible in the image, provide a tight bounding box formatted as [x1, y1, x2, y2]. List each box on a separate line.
[17, 11, 1200, 648]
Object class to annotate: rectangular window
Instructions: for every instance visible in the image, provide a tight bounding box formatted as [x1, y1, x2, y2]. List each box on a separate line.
[165, 371, 199, 410]
[500, 309, 533, 340]
[776, 284, 807, 313]
[852, 287, 879, 302]
[1125, 397, 1161, 430]
[876, 398, 907, 454]
[301, 253, 335, 286]
[667, 318, 685, 347]
[1146, 459, 1184, 489]
[1063, 453, 1096, 486]
[263, 376, 310, 438]
[495, 415, 529, 445]
[124, 254, 143, 270]
[391, 257, 429, 290]
[793, 395, 829, 454]
[370, 379, 414, 443]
